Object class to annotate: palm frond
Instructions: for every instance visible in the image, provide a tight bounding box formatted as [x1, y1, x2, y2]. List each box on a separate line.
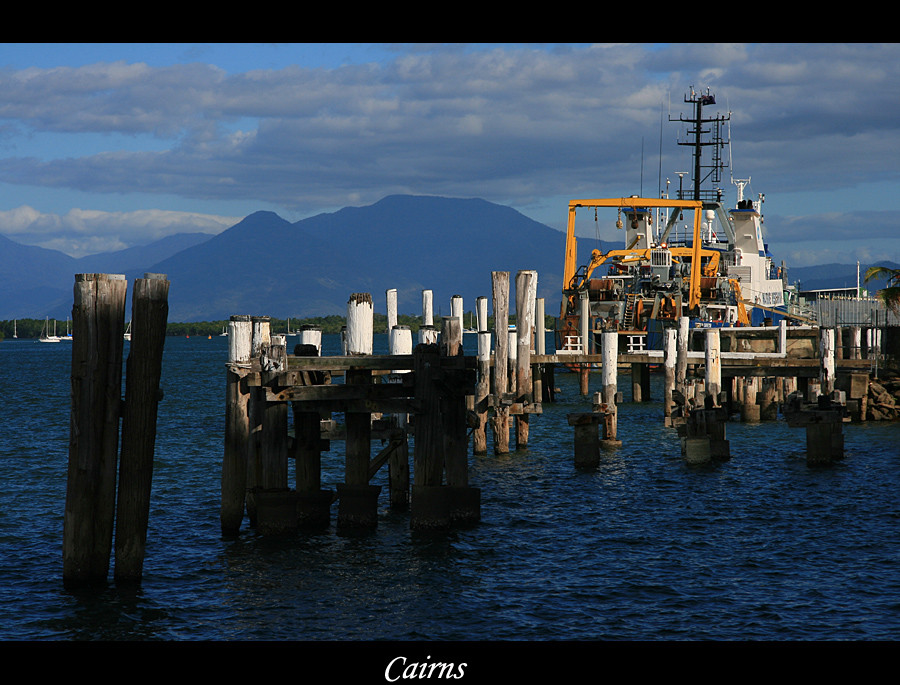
[865, 265, 900, 284]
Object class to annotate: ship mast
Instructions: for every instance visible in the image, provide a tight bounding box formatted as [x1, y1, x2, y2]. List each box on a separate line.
[671, 87, 730, 202]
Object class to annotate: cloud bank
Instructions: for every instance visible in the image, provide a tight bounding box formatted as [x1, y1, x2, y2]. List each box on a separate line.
[0, 43, 898, 263]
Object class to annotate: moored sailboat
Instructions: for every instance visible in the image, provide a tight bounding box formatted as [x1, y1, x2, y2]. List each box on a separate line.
[39, 317, 60, 343]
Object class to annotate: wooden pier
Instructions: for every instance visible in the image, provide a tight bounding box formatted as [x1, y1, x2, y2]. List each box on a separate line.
[546, 317, 897, 467]
[220, 271, 546, 536]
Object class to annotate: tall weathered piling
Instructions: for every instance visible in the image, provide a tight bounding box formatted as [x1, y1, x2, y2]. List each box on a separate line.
[222, 316, 252, 535]
[515, 270, 537, 449]
[675, 316, 689, 396]
[473, 330, 491, 455]
[579, 290, 590, 395]
[664, 328, 677, 426]
[820, 327, 835, 396]
[600, 330, 621, 448]
[63, 273, 127, 587]
[491, 271, 511, 454]
[705, 328, 722, 406]
[114, 273, 169, 583]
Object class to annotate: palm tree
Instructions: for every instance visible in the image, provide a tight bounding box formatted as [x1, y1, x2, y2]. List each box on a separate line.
[865, 266, 900, 314]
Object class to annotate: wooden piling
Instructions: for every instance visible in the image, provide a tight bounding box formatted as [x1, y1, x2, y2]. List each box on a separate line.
[339, 293, 380, 531]
[600, 331, 621, 448]
[474, 330, 491, 455]
[675, 316, 689, 395]
[631, 362, 651, 402]
[664, 328, 677, 426]
[292, 342, 333, 528]
[515, 270, 537, 449]
[820, 328, 835, 396]
[705, 328, 722, 406]
[114, 273, 169, 583]
[422, 289, 434, 327]
[451, 294, 464, 333]
[411, 342, 448, 529]
[441, 316, 480, 525]
[741, 378, 761, 422]
[491, 271, 510, 454]
[255, 333, 296, 535]
[386, 288, 398, 333]
[579, 290, 590, 395]
[851, 326, 862, 360]
[386, 324, 412, 510]
[298, 324, 322, 354]
[568, 413, 601, 469]
[441, 316, 466, 484]
[259, 335, 289, 490]
[63, 273, 127, 587]
[534, 297, 546, 403]
[476, 296, 488, 333]
[222, 316, 252, 535]
[759, 378, 778, 421]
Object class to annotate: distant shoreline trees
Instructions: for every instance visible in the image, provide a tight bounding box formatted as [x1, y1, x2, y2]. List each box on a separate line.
[1, 313, 556, 340]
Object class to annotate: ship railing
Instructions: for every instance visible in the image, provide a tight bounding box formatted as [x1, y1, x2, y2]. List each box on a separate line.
[556, 334, 584, 354]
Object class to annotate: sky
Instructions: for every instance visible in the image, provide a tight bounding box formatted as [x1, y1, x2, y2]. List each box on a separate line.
[0, 42, 898, 270]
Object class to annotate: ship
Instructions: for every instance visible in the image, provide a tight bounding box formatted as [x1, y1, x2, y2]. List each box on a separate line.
[556, 87, 808, 359]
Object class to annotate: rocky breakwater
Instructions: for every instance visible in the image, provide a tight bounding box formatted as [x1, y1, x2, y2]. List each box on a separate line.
[865, 372, 900, 421]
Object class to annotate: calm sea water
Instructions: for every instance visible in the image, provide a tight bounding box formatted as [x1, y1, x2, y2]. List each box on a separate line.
[2, 333, 900, 650]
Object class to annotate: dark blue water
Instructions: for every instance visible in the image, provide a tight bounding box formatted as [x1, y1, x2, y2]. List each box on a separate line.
[2, 333, 900, 645]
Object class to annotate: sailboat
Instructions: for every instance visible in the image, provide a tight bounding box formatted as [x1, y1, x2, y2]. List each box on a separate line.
[124, 321, 132, 341]
[39, 317, 60, 343]
[12, 320, 16, 339]
[59, 318, 73, 342]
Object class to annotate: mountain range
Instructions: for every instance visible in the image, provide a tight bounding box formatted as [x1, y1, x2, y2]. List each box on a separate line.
[1, 194, 896, 323]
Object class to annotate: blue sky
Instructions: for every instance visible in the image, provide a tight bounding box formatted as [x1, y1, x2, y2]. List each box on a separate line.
[0, 42, 898, 269]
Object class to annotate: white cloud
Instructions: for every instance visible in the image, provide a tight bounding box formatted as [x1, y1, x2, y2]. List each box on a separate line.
[0, 205, 237, 257]
[0, 43, 898, 264]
